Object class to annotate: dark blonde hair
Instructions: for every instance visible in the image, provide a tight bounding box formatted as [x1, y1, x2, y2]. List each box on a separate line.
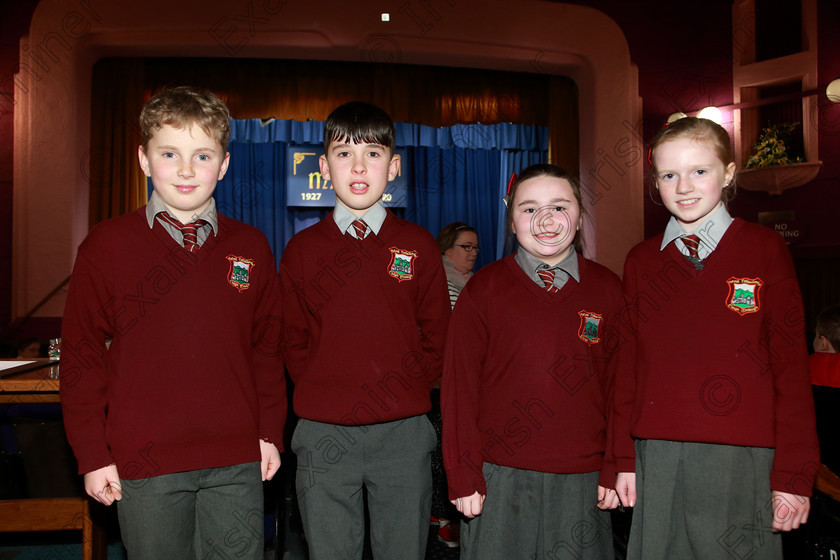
[436, 222, 477, 254]
[649, 117, 736, 206]
[323, 101, 396, 154]
[140, 86, 231, 151]
[506, 164, 584, 254]
[816, 305, 840, 352]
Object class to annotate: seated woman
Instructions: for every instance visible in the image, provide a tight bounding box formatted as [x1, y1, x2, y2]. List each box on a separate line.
[437, 222, 479, 309]
[429, 221, 480, 547]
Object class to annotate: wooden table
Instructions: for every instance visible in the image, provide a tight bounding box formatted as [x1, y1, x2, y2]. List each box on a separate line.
[0, 359, 60, 403]
[0, 359, 106, 559]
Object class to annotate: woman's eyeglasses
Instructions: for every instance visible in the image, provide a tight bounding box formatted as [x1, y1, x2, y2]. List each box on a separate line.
[454, 244, 480, 253]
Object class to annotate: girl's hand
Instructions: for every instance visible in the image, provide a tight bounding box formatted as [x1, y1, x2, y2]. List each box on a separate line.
[259, 439, 281, 481]
[597, 485, 620, 510]
[615, 472, 636, 508]
[451, 491, 486, 518]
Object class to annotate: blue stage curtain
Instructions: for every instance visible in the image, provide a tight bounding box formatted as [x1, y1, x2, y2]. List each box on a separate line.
[214, 119, 548, 267]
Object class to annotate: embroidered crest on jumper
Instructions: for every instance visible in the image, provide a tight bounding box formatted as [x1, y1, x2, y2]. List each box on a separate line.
[387, 247, 418, 282]
[226, 255, 255, 292]
[578, 310, 603, 344]
[725, 277, 762, 315]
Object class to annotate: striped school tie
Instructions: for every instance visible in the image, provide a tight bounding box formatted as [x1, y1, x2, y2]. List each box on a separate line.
[157, 213, 208, 253]
[351, 219, 367, 240]
[683, 234, 701, 258]
[537, 268, 559, 293]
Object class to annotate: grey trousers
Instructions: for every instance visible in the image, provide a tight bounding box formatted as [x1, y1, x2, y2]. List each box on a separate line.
[627, 440, 782, 560]
[117, 462, 264, 560]
[460, 463, 613, 560]
[292, 415, 437, 560]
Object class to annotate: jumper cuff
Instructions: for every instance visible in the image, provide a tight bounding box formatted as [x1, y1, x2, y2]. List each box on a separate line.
[770, 468, 816, 498]
[615, 457, 636, 474]
[598, 460, 616, 490]
[446, 464, 487, 501]
[77, 453, 117, 476]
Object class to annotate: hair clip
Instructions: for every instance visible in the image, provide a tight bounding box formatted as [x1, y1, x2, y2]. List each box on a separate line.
[647, 147, 653, 166]
[503, 172, 517, 207]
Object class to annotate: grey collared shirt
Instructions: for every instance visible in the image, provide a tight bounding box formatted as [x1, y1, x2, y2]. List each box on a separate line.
[660, 203, 734, 259]
[145, 191, 219, 248]
[333, 202, 387, 239]
[514, 246, 580, 291]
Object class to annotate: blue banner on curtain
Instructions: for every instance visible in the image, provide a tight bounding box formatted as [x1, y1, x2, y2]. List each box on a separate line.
[214, 119, 548, 267]
[285, 145, 409, 208]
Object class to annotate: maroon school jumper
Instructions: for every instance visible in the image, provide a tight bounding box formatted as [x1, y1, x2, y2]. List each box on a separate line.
[278, 211, 450, 425]
[611, 218, 818, 495]
[442, 254, 621, 499]
[61, 208, 286, 479]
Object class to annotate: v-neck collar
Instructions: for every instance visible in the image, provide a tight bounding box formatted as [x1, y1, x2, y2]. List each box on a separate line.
[150, 212, 219, 265]
[665, 218, 743, 277]
[504, 254, 579, 303]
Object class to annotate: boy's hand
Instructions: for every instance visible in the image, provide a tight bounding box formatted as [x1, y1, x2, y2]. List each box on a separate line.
[771, 490, 809, 532]
[259, 439, 281, 481]
[615, 472, 636, 508]
[84, 464, 122, 506]
[597, 485, 620, 510]
[451, 491, 485, 518]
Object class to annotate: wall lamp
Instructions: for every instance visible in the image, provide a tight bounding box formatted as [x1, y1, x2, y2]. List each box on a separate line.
[671, 82, 840, 126]
[667, 107, 723, 125]
[827, 79, 840, 103]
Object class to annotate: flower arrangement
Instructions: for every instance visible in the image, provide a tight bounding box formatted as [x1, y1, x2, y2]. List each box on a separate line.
[745, 123, 804, 169]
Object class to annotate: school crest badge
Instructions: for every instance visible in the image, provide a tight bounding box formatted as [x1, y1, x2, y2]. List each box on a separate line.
[725, 277, 762, 315]
[226, 255, 255, 292]
[578, 310, 603, 344]
[387, 247, 418, 282]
